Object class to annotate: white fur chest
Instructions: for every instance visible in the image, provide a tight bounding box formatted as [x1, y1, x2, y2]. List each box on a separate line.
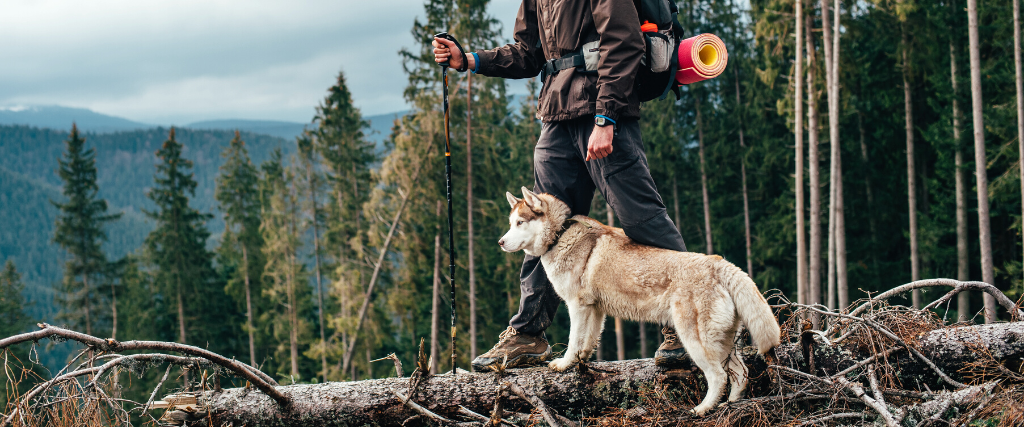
[539, 227, 595, 304]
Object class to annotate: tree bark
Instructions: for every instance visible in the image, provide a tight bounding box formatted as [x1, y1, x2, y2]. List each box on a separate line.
[795, 0, 807, 308]
[967, 0, 997, 322]
[733, 65, 754, 277]
[903, 26, 921, 308]
[431, 201, 442, 375]
[695, 96, 713, 255]
[193, 322, 1024, 427]
[805, 10, 822, 322]
[1015, 0, 1024, 287]
[950, 31, 970, 322]
[467, 72, 477, 362]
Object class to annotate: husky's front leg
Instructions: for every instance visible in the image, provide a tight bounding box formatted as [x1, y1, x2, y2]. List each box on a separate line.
[549, 302, 598, 371]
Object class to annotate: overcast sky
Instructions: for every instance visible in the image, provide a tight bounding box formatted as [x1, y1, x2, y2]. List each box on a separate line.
[0, 0, 523, 125]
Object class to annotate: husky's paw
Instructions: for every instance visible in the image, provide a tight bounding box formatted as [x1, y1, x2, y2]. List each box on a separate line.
[548, 357, 576, 372]
[689, 404, 713, 417]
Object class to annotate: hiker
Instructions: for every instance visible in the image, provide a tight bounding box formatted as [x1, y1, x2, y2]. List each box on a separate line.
[433, 0, 688, 371]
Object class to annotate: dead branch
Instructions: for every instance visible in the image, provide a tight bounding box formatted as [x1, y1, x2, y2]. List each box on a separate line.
[0, 323, 287, 408]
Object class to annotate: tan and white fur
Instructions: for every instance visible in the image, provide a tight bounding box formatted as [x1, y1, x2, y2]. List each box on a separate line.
[498, 188, 781, 416]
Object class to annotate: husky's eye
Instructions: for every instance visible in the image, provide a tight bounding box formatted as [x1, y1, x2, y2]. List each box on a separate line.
[516, 220, 524, 226]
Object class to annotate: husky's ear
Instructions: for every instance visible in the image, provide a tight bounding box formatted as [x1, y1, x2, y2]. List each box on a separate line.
[521, 186, 545, 210]
[506, 192, 520, 209]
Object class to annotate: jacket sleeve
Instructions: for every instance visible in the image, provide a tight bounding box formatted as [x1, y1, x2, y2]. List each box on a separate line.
[474, 0, 545, 79]
[591, 0, 644, 122]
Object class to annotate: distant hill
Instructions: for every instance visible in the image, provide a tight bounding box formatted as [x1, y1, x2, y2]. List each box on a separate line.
[364, 111, 407, 148]
[0, 105, 154, 133]
[187, 119, 309, 140]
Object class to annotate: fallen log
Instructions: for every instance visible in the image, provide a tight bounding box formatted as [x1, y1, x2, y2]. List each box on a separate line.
[181, 322, 1024, 426]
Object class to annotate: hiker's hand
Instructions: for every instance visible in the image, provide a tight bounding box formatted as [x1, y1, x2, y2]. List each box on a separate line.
[433, 37, 473, 70]
[586, 125, 614, 161]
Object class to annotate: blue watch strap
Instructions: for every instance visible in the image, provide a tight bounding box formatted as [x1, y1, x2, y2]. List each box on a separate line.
[595, 114, 616, 124]
[471, 52, 481, 74]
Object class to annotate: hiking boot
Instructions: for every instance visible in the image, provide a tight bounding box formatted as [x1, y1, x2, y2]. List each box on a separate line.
[654, 326, 688, 367]
[471, 326, 552, 372]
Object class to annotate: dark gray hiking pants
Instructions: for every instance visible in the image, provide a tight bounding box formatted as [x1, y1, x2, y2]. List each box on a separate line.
[509, 117, 687, 335]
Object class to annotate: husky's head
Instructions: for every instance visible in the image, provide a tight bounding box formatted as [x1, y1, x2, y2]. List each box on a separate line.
[499, 187, 570, 256]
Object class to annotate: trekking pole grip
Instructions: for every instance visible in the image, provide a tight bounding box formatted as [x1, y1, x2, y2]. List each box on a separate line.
[434, 32, 468, 72]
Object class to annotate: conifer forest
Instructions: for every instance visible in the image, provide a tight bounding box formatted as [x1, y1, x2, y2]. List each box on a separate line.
[3, 0, 1024, 425]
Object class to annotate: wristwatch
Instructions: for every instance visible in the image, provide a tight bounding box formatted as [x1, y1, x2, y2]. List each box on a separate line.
[595, 115, 616, 130]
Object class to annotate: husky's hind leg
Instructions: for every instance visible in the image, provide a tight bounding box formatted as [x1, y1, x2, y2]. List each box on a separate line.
[673, 308, 729, 416]
[726, 346, 747, 402]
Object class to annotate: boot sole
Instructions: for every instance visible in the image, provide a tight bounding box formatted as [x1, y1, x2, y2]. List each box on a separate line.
[654, 348, 689, 368]
[472, 347, 553, 372]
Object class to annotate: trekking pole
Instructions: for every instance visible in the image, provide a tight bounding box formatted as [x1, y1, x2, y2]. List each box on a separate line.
[435, 32, 461, 374]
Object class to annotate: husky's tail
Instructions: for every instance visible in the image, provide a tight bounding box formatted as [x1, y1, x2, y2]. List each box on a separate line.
[719, 261, 781, 354]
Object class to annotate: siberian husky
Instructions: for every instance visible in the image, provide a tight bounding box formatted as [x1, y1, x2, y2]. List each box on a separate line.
[498, 188, 781, 416]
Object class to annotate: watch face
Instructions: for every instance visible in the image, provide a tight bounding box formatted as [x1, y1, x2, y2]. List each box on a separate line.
[596, 117, 607, 126]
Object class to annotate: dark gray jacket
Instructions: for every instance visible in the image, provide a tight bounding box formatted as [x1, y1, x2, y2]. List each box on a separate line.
[473, 0, 644, 123]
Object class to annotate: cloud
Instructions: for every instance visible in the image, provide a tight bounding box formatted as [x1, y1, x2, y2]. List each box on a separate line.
[0, 0, 526, 124]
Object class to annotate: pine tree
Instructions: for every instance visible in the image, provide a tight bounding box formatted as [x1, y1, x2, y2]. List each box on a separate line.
[52, 124, 121, 337]
[260, 152, 313, 381]
[296, 134, 329, 382]
[0, 260, 29, 339]
[0, 260, 34, 408]
[145, 128, 216, 345]
[215, 131, 264, 367]
[311, 71, 377, 379]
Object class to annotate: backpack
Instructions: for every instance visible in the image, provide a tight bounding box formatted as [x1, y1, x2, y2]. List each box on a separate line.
[539, 0, 685, 102]
[634, 0, 686, 101]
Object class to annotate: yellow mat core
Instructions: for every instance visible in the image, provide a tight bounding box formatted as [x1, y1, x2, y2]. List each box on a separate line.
[698, 44, 719, 67]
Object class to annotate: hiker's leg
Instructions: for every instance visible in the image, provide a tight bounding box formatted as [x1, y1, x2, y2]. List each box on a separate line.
[509, 120, 596, 335]
[576, 118, 687, 252]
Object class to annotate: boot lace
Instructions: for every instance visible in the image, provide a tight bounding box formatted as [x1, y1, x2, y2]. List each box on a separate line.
[661, 327, 679, 346]
[496, 326, 518, 346]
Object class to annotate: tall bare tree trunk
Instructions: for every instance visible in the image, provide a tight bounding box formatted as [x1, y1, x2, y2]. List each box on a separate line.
[967, 0, 997, 322]
[177, 277, 186, 344]
[858, 113, 878, 274]
[306, 165, 328, 383]
[902, 26, 921, 308]
[109, 280, 116, 340]
[821, 0, 835, 313]
[82, 275, 92, 337]
[431, 201, 442, 374]
[951, 30, 970, 322]
[795, 0, 807, 307]
[639, 323, 648, 358]
[696, 96, 713, 255]
[832, 0, 847, 309]
[733, 66, 753, 277]
[805, 10, 822, 319]
[242, 245, 256, 367]
[1015, 0, 1024, 286]
[467, 73, 477, 361]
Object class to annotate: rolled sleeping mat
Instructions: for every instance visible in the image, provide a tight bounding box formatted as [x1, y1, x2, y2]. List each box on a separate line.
[675, 33, 728, 85]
